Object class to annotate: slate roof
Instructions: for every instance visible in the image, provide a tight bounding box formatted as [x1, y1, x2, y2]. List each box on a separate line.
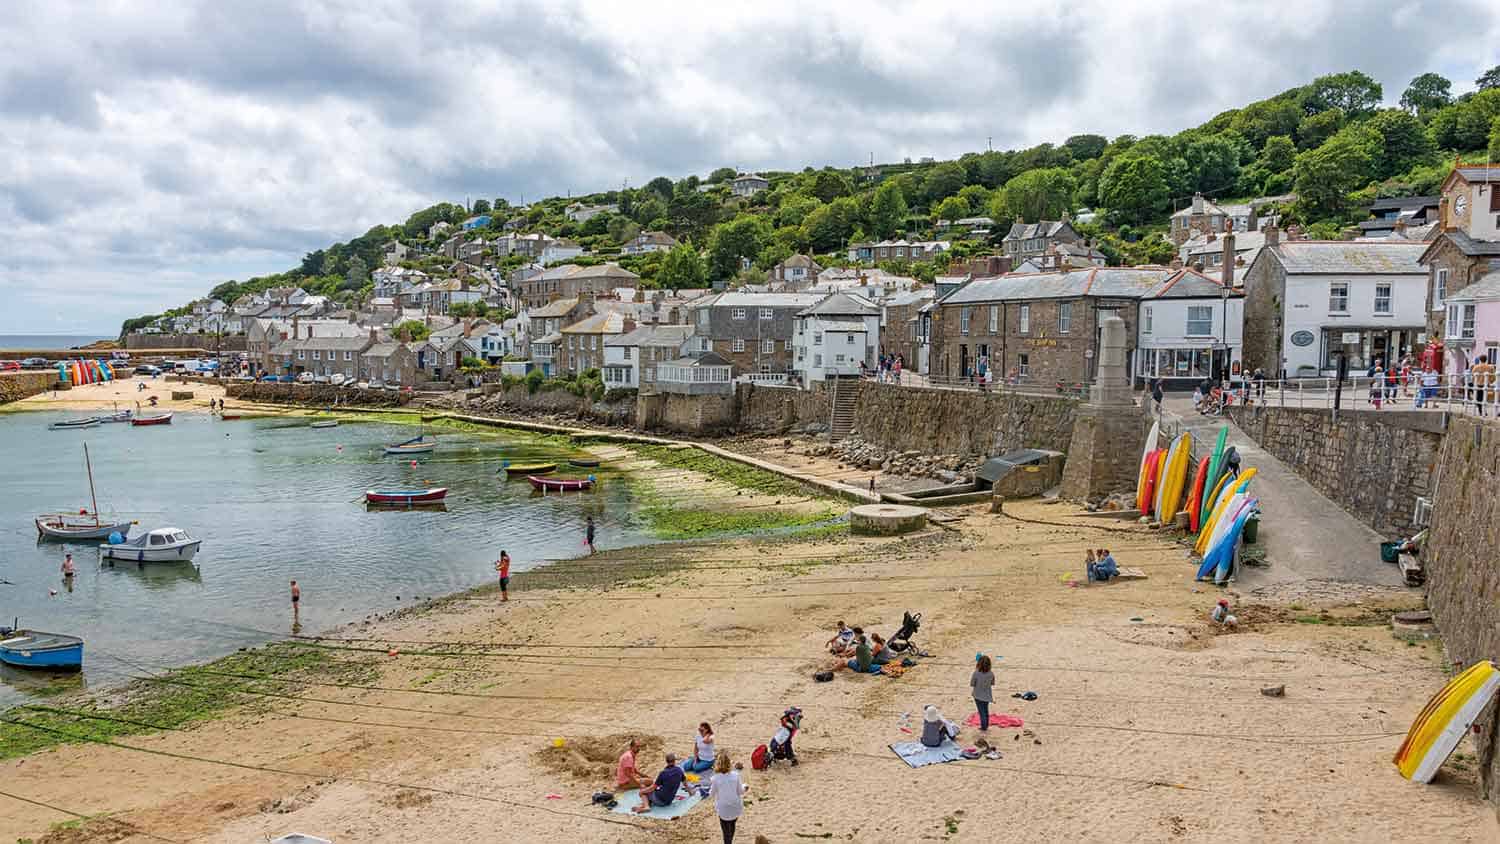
[941, 267, 1237, 305]
[884, 289, 935, 308]
[561, 312, 627, 334]
[605, 325, 693, 347]
[797, 292, 880, 317]
[811, 320, 868, 332]
[694, 292, 826, 309]
[529, 297, 581, 318]
[362, 342, 406, 357]
[1003, 220, 1071, 240]
[1446, 270, 1500, 303]
[1269, 241, 1427, 274]
[1454, 165, 1500, 182]
[1423, 229, 1500, 260]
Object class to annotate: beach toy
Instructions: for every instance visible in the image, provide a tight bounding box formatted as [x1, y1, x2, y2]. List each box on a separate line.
[552, 738, 565, 748]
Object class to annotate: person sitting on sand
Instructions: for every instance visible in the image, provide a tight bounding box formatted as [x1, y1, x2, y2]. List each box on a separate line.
[826, 620, 855, 655]
[1084, 549, 1096, 582]
[632, 753, 686, 812]
[869, 632, 894, 665]
[616, 739, 651, 792]
[920, 704, 959, 747]
[847, 634, 873, 673]
[681, 722, 716, 773]
[833, 626, 864, 659]
[1091, 549, 1118, 583]
[1210, 599, 1237, 627]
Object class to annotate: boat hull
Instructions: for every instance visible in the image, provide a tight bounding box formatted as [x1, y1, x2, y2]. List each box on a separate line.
[384, 443, 435, 455]
[0, 632, 83, 671]
[505, 463, 556, 475]
[36, 517, 132, 541]
[310, 420, 339, 429]
[131, 413, 173, 426]
[527, 475, 594, 491]
[568, 458, 601, 468]
[101, 540, 201, 563]
[97, 411, 132, 424]
[48, 419, 100, 431]
[365, 488, 448, 505]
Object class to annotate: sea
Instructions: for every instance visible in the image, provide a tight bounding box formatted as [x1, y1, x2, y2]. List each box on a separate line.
[0, 411, 655, 706]
[0, 335, 111, 351]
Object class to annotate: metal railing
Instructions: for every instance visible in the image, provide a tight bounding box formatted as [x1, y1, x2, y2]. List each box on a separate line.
[872, 370, 1092, 399]
[1182, 373, 1500, 417]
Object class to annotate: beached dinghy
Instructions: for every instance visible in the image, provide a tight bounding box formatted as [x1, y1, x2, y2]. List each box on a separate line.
[384, 435, 435, 455]
[130, 412, 173, 426]
[0, 629, 83, 671]
[48, 417, 100, 431]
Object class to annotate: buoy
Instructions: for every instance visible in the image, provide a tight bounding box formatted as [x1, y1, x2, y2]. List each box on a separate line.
[108, 531, 124, 544]
[48, 589, 58, 596]
[336, 445, 343, 451]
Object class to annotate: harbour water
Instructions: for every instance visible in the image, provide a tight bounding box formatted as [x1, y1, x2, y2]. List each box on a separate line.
[0, 335, 111, 351]
[0, 411, 653, 705]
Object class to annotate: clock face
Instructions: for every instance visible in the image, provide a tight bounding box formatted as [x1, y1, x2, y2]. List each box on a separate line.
[1456, 194, 1469, 216]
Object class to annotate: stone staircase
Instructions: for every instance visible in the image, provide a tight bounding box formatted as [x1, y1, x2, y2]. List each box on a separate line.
[829, 378, 858, 442]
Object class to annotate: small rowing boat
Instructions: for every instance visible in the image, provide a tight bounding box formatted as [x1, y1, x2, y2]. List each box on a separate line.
[504, 462, 556, 475]
[310, 420, 339, 429]
[131, 412, 173, 426]
[365, 487, 448, 505]
[568, 458, 601, 468]
[97, 410, 132, 424]
[219, 413, 242, 421]
[384, 433, 435, 455]
[0, 629, 83, 671]
[48, 417, 99, 431]
[527, 475, 594, 492]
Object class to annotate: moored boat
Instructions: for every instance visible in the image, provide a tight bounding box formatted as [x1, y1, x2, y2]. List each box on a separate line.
[365, 487, 448, 505]
[97, 410, 132, 424]
[384, 435, 435, 455]
[310, 420, 339, 429]
[35, 444, 132, 541]
[101, 527, 202, 563]
[527, 475, 594, 491]
[504, 462, 556, 475]
[568, 458, 601, 468]
[47, 417, 100, 431]
[131, 412, 173, 426]
[0, 629, 83, 671]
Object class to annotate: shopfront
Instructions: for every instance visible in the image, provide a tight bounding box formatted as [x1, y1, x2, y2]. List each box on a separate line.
[1315, 326, 1420, 372]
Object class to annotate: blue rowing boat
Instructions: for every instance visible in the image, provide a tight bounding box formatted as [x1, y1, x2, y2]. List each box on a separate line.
[0, 629, 84, 670]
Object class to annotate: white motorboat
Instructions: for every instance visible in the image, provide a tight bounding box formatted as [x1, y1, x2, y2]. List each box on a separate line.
[101, 527, 202, 563]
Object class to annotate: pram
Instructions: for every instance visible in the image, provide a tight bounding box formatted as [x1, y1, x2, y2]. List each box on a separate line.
[887, 611, 922, 654]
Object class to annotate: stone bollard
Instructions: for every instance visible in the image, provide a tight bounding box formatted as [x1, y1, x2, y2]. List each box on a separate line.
[1174, 511, 1190, 530]
[171, 390, 194, 400]
[989, 493, 1004, 514]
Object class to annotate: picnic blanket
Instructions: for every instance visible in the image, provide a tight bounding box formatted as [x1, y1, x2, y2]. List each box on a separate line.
[964, 713, 1024, 728]
[609, 787, 705, 819]
[890, 739, 963, 768]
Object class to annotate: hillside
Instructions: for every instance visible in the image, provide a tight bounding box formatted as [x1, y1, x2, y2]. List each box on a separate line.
[124, 65, 1500, 335]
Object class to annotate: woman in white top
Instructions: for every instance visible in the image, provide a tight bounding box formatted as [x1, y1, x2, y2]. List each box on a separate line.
[707, 751, 748, 844]
[682, 721, 716, 773]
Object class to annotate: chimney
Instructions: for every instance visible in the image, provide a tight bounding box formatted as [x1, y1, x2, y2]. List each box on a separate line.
[987, 255, 1003, 276]
[1264, 224, 1280, 248]
[1247, 206, 1259, 232]
[291, 316, 300, 340]
[1191, 192, 1205, 214]
[368, 328, 378, 343]
[1393, 217, 1409, 238]
[996, 255, 1013, 274]
[1438, 196, 1451, 231]
[1222, 228, 1236, 287]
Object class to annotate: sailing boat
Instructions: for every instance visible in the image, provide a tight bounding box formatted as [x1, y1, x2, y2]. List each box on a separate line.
[35, 443, 134, 541]
[383, 423, 436, 455]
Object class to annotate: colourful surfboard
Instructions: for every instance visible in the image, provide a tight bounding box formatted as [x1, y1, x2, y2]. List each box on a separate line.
[1394, 660, 1500, 783]
[1157, 432, 1193, 525]
[1139, 449, 1164, 515]
[1198, 427, 1229, 526]
[1196, 469, 1257, 556]
[1186, 456, 1211, 532]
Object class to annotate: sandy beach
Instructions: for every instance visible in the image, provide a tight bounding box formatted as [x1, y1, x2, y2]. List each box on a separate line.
[4, 374, 244, 416]
[0, 428, 1493, 843]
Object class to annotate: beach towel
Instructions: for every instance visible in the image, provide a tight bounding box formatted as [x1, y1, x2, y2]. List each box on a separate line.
[889, 739, 963, 768]
[608, 787, 704, 819]
[964, 713, 1024, 729]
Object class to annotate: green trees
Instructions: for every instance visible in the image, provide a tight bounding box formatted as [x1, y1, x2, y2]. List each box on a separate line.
[921, 162, 967, 203]
[1429, 89, 1500, 151]
[1297, 108, 1345, 149]
[775, 194, 822, 228]
[1182, 133, 1244, 193]
[801, 197, 860, 253]
[471, 199, 491, 214]
[1228, 98, 1302, 149]
[809, 169, 853, 203]
[1366, 109, 1435, 179]
[1293, 126, 1377, 218]
[1098, 155, 1169, 225]
[995, 168, 1075, 222]
[1489, 117, 1500, 164]
[706, 216, 770, 280]
[344, 256, 368, 291]
[393, 320, 431, 342]
[1301, 71, 1383, 118]
[402, 202, 463, 238]
[867, 181, 907, 239]
[1063, 134, 1108, 161]
[934, 196, 970, 222]
[1400, 73, 1452, 117]
[658, 242, 707, 290]
[1478, 65, 1500, 91]
[708, 167, 737, 183]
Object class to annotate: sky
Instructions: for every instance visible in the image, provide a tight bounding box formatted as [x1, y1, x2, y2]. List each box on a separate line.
[2, 1, 1499, 335]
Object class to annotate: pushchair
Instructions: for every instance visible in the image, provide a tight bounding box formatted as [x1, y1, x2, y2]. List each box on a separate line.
[887, 611, 922, 654]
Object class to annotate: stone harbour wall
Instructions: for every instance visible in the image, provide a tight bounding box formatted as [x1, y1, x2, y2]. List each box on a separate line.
[1229, 405, 1443, 536]
[733, 383, 833, 433]
[124, 333, 247, 352]
[225, 382, 411, 407]
[1423, 415, 1500, 803]
[467, 384, 637, 427]
[638, 392, 737, 434]
[849, 383, 1079, 457]
[0, 371, 58, 404]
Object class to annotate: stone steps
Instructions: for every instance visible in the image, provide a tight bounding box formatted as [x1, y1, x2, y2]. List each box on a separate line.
[829, 379, 859, 442]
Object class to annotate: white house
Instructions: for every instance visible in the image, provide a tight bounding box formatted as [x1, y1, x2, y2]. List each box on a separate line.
[1135, 273, 1245, 387]
[540, 239, 584, 264]
[620, 231, 678, 255]
[603, 324, 693, 390]
[565, 202, 618, 223]
[791, 292, 882, 384]
[1243, 237, 1428, 378]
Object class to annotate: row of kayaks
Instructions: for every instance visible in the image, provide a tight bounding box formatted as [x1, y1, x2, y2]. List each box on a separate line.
[1137, 421, 1260, 585]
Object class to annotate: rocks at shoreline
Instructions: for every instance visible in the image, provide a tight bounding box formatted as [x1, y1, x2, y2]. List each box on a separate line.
[828, 435, 981, 483]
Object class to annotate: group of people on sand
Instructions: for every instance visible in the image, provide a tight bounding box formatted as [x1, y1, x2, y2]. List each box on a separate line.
[615, 723, 749, 842]
[825, 620, 893, 673]
[1084, 548, 1119, 583]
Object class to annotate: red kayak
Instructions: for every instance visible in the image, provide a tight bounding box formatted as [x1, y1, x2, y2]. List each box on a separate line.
[131, 412, 173, 426]
[527, 475, 594, 492]
[365, 487, 448, 505]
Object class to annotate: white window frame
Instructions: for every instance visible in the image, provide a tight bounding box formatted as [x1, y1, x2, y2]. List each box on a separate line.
[732, 307, 746, 320]
[1018, 353, 1029, 376]
[623, 346, 633, 359]
[297, 349, 306, 360]
[1185, 305, 1213, 337]
[1434, 268, 1449, 310]
[344, 350, 353, 361]
[760, 307, 773, 320]
[732, 338, 745, 352]
[960, 307, 971, 335]
[761, 339, 775, 353]
[1329, 282, 1349, 314]
[1059, 302, 1072, 334]
[1019, 304, 1030, 335]
[1374, 283, 1392, 315]
[988, 305, 999, 333]
[813, 332, 822, 345]
[1142, 305, 1152, 334]
[1461, 304, 1477, 339]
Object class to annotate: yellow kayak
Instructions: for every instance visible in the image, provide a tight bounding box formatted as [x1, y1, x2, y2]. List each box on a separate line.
[1394, 660, 1500, 783]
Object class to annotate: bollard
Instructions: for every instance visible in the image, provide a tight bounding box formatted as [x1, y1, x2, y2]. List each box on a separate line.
[989, 493, 1004, 514]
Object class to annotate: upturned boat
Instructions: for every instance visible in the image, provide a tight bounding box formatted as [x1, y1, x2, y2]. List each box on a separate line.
[101, 527, 202, 563]
[365, 487, 448, 505]
[527, 475, 594, 491]
[0, 629, 83, 671]
[131, 412, 173, 426]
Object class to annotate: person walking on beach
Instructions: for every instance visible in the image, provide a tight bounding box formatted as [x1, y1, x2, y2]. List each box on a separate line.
[495, 550, 511, 601]
[971, 654, 995, 731]
[708, 753, 748, 844]
[585, 516, 596, 555]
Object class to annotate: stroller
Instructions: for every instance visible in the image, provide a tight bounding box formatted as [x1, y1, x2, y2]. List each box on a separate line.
[757, 707, 802, 768]
[887, 611, 922, 654]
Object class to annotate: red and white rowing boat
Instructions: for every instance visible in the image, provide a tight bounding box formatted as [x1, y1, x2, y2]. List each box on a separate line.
[365, 487, 448, 505]
[527, 475, 594, 492]
[130, 412, 173, 426]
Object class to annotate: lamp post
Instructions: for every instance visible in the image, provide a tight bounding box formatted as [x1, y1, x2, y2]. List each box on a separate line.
[1219, 283, 1230, 385]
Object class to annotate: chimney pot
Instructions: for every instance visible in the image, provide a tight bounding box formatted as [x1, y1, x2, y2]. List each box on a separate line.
[1222, 229, 1237, 288]
[1264, 224, 1281, 247]
[1192, 192, 1205, 214]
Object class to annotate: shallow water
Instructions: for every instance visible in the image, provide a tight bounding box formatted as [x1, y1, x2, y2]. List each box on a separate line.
[0, 411, 650, 705]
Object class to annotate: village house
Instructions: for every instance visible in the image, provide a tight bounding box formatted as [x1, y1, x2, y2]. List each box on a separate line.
[731, 173, 769, 197]
[382, 240, 410, 266]
[524, 296, 593, 376]
[428, 221, 451, 241]
[846, 239, 951, 263]
[513, 263, 641, 310]
[540, 238, 584, 264]
[768, 254, 823, 290]
[1419, 162, 1500, 376]
[1015, 241, 1108, 274]
[687, 291, 824, 376]
[1170, 194, 1230, 245]
[558, 311, 632, 376]
[1361, 196, 1441, 239]
[603, 324, 693, 391]
[620, 230, 679, 255]
[1179, 227, 1265, 283]
[565, 202, 618, 223]
[1001, 219, 1085, 262]
[881, 288, 936, 373]
[791, 292, 882, 385]
[461, 214, 491, 230]
[655, 351, 735, 395]
[1441, 271, 1500, 371]
[1242, 230, 1427, 378]
[1135, 268, 1245, 388]
[361, 340, 418, 385]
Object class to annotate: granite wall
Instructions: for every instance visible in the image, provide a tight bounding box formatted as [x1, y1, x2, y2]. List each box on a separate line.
[124, 333, 247, 352]
[1423, 415, 1500, 803]
[849, 383, 1080, 457]
[1229, 405, 1444, 535]
[470, 384, 637, 426]
[0, 371, 59, 404]
[733, 383, 833, 432]
[638, 392, 737, 434]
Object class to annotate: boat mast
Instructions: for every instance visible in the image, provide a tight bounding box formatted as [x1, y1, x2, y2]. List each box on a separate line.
[84, 442, 100, 525]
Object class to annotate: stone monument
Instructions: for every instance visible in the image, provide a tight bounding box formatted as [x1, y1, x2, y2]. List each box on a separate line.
[1059, 315, 1148, 502]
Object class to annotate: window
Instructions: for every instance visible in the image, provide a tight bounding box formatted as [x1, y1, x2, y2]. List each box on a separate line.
[732, 338, 745, 352]
[1434, 268, 1449, 309]
[1019, 304, 1030, 335]
[1018, 353, 1029, 376]
[344, 350, 353, 361]
[761, 339, 774, 353]
[988, 305, 999, 333]
[297, 349, 305, 360]
[813, 332, 822, 345]
[311, 350, 320, 360]
[699, 338, 711, 352]
[1329, 282, 1349, 313]
[1142, 306, 1152, 334]
[784, 340, 792, 351]
[623, 346, 633, 359]
[732, 307, 746, 320]
[960, 307, 971, 335]
[797, 347, 805, 360]
[759, 363, 771, 372]
[1461, 304, 1477, 339]
[846, 334, 855, 344]
[1374, 284, 1392, 314]
[1186, 305, 1213, 336]
[1059, 302, 1072, 334]
[760, 308, 773, 320]
[814, 354, 822, 367]
[836, 354, 846, 363]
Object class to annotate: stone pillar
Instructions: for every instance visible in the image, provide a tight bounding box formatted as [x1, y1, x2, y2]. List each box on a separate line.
[1060, 316, 1147, 502]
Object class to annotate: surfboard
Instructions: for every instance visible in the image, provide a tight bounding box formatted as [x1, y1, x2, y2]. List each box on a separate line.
[1186, 456, 1211, 532]
[1196, 469, 1257, 555]
[1199, 427, 1229, 525]
[1195, 472, 1236, 548]
[1159, 432, 1193, 525]
[1137, 421, 1160, 511]
[1139, 449, 1164, 515]
[1212, 499, 1258, 583]
[1394, 660, 1500, 783]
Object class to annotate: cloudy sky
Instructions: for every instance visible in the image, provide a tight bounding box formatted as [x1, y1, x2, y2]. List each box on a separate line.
[2, 1, 1498, 335]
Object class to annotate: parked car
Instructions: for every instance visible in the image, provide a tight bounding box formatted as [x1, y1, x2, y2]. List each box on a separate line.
[134, 364, 162, 376]
[295, 372, 315, 384]
[367, 380, 384, 390]
[312, 374, 331, 384]
[0, 361, 20, 372]
[110, 351, 130, 360]
[330, 374, 347, 386]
